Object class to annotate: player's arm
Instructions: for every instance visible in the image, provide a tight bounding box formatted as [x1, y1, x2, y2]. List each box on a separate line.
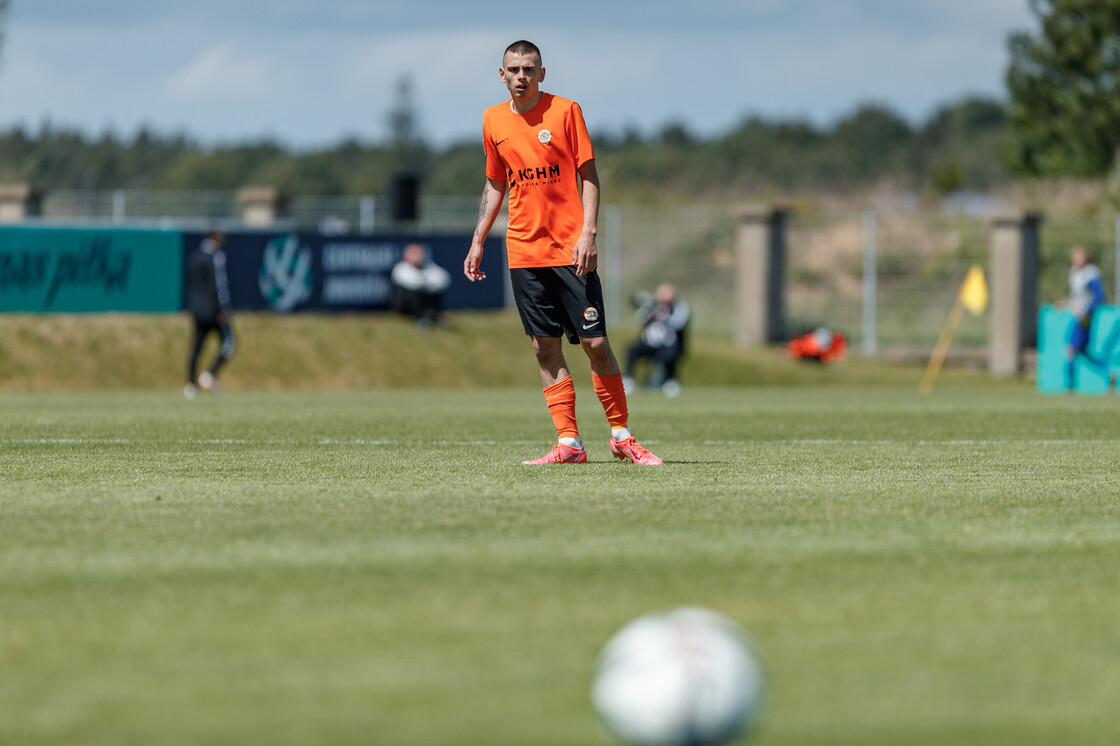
[213, 252, 232, 324]
[465, 177, 506, 282]
[666, 300, 691, 331]
[1087, 276, 1106, 313]
[572, 159, 600, 277]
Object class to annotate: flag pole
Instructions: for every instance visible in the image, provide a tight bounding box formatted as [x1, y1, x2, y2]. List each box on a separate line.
[920, 265, 988, 396]
[920, 297, 967, 395]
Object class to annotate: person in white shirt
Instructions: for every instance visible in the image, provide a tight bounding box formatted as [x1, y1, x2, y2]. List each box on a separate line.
[391, 243, 451, 329]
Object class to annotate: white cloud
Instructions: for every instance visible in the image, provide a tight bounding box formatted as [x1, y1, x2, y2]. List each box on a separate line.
[164, 44, 276, 103]
[0, 0, 1038, 146]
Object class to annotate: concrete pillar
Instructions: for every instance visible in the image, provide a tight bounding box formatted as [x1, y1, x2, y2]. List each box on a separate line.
[237, 186, 288, 228]
[0, 183, 43, 222]
[989, 211, 1042, 377]
[735, 205, 787, 346]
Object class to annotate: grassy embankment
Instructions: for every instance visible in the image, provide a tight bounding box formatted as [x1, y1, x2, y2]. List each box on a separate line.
[0, 311, 1001, 391]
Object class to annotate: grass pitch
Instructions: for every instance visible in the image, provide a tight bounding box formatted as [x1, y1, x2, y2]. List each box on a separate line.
[2, 384, 1119, 745]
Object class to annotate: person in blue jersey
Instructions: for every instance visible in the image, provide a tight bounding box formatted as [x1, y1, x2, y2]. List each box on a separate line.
[1063, 246, 1106, 389]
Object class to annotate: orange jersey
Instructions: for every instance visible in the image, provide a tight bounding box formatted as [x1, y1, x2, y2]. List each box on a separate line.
[483, 93, 595, 268]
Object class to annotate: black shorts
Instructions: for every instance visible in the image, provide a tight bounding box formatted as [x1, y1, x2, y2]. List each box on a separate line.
[510, 266, 607, 344]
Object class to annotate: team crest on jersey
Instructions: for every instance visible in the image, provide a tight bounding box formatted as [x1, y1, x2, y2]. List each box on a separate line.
[583, 307, 599, 323]
[538, 129, 552, 144]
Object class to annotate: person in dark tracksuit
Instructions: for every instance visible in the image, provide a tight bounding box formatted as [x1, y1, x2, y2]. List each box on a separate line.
[184, 230, 235, 398]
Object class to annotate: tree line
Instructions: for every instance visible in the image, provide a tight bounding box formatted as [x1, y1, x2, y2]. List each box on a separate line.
[0, 96, 1012, 200]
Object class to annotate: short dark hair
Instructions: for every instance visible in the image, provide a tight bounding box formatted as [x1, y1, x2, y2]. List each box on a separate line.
[504, 40, 541, 64]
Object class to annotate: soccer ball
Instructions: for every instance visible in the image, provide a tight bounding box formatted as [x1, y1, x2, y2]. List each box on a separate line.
[591, 607, 765, 746]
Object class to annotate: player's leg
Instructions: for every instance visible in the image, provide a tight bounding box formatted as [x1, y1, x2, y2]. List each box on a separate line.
[555, 269, 661, 465]
[1067, 319, 1090, 391]
[570, 290, 629, 434]
[392, 286, 421, 320]
[521, 335, 586, 464]
[659, 345, 680, 381]
[581, 336, 660, 464]
[623, 341, 655, 394]
[210, 322, 236, 376]
[185, 318, 208, 398]
[624, 341, 647, 378]
[531, 334, 571, 387]
[580, 335, 619, 376]
[656, 344, 683, 397]
[420, 290, 444, 326]
[198, 322, 234, 393]
[511, 268, 586, 464]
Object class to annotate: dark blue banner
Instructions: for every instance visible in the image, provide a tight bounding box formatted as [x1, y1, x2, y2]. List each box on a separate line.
[181, 232, 505, 313]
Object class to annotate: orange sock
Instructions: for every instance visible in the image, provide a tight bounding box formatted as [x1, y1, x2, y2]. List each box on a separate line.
[592, 372, 629, 429]
[543, 376, 580, 440]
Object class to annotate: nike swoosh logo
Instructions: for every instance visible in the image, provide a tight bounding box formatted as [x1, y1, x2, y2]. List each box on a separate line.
[583, 322, 598, 330]
[495, 138, 508, 146]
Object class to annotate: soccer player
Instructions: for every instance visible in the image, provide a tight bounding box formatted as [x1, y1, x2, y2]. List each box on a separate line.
[464, 39, 662, 465]
[184, 230, 235, 398]
[1064, 245, 1106, 389]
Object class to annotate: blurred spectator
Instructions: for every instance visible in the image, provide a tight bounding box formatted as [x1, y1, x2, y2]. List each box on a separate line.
[184, 230, 235, 398]
[1063, 245, 1106, 389]
[391, 243, 452, 329]
[623, 282, 690, 397]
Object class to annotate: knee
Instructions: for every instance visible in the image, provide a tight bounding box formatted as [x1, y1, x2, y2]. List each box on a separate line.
[580, 336, 613, 364]
[531, 336, 563, 364]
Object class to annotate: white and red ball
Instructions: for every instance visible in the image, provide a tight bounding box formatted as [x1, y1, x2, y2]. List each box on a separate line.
[591, 607, 765, 746]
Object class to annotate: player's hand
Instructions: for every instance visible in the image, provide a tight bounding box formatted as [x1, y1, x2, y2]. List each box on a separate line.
[573, 236, 598, 277]
[464, 245, 487, 282]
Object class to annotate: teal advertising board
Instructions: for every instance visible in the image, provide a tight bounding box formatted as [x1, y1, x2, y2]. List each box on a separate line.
[0, 227, 182, 312]
[1037, 304, 1120, 394]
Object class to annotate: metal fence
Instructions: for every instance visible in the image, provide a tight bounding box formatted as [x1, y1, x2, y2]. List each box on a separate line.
[601, 204, 738, 337]
[785, 209, 993, 349]
[602, 205, 1120, 348]
[40, 189, 482, 235]
[30, 188, 1120, 350]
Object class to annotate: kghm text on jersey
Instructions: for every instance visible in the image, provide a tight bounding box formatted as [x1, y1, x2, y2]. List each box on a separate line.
[516, 164, 561, 182]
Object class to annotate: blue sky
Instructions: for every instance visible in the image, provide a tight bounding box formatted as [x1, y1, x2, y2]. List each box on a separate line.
[0, 0, 1036, 149]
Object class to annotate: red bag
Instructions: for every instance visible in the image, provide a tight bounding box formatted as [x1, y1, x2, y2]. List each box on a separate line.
[788, 328, 847, 364]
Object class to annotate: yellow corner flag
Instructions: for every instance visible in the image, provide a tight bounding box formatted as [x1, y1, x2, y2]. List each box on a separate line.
[920, 265, 988, 395]
[959, 265, 989, 316]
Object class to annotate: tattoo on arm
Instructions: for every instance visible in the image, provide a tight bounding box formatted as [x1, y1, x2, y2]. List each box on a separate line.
[478, 179, 490, 220]
[472, 181, 488, 237]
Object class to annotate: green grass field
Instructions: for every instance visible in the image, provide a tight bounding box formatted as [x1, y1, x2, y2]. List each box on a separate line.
[3, 384, 1119, 745]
